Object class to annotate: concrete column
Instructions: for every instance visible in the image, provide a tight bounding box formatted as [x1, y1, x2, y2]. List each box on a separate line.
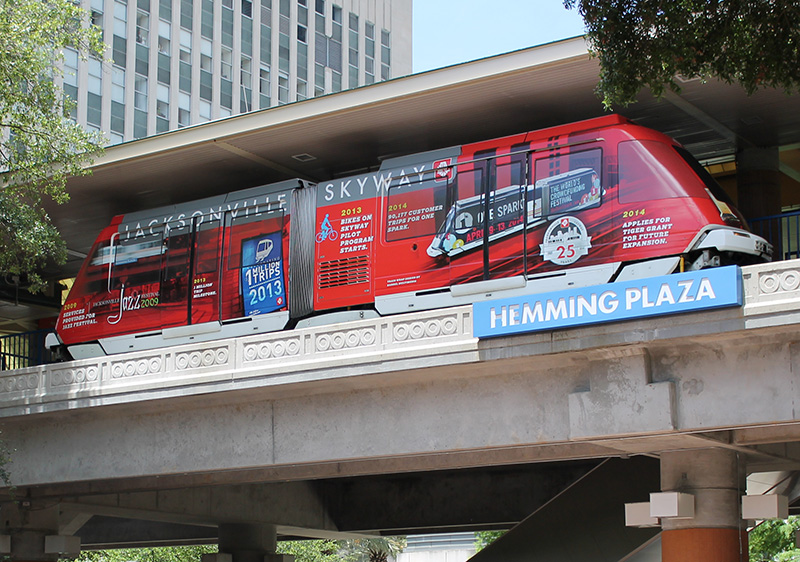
[660, 448, 747, 562]
[736, 146, 781, 221]
[0, 503, 80, 561]
[218, 523, 278, 562]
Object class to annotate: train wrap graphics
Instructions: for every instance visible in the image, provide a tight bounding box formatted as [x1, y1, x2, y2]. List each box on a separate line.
[52, 115, 773, 358]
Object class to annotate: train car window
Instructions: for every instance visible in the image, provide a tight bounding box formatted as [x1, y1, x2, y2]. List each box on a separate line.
[73, 239, 115, 296]
[673, 145, 737, 206]
[451, 167, 485, 247]
[110, 231, 164, 291]
[385, 172, 448, 243]
[489, 161, 525, 235]
[194, 218, 221, 274]
[619, 140, 702, 203]
[161, 224, 192, 304]
[533, 148, 602, 216]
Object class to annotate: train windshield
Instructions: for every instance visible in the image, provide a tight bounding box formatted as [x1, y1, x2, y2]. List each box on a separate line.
[672, 145, 743, 226]
[618, 140, 709, 203]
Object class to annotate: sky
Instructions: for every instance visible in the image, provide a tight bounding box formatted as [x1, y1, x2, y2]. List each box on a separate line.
[412, 1, 587, 73]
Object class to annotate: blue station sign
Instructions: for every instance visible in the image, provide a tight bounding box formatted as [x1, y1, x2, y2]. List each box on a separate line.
[473, 265, 743, 339]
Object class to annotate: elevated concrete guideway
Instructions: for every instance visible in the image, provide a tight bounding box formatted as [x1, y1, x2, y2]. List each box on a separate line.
[4, 259, 800, 559]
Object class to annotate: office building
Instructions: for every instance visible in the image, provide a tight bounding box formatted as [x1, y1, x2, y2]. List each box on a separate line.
[63, 0, 412, 144]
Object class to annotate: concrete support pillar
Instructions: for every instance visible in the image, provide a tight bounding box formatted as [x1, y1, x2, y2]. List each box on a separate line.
[218, 523, 279, 562]
[660, 448, 747, 562]
[0, 503, 81, 561]
[736, 146, 781, 221]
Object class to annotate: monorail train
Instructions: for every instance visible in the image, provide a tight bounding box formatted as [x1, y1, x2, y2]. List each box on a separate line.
[49, 114, 773, 359]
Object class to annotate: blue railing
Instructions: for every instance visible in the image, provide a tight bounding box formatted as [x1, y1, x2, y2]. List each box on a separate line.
[749, 210, 800, 261]
[0, 329, 53, 371]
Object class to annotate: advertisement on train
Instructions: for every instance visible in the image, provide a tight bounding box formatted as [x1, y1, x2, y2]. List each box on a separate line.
[51, 116, 772, 359]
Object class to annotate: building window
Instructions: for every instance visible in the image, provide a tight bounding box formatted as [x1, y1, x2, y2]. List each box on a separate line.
[114, 1, 128, 36]
[347, 12, 358, 87]
[297, 41, 307, 80]
[259, 65, 270, 107]
[201, 0, 214, 39]
[87, 92, 102, 127]
[221, 2, 234, 47]
[180, 0, 192, 29]
[221, 78, 233, 109]
[156, 101, 169, 132]
[136, 10, 149, 45]
[365, 21, 374, 84]
[199, 98, 211, 121]
[179, 92, 191, 126]
[159, 0, 171, 21]
[278, 72, 288, 104]
[241, 56, 253, 111]
[314, 62, 324, 95]
[241, 56, 252, 86]
[242, 13, 253, 55]
[381, 28, 390, 80]
[63, 48, 79, 87]
[221, 47, 233, 79]
[315, 0, 323, 14]
[134, 73, 148, 110]
[242, 0, 252, 17]
[111, 100, 125, 134]
[134, 108, 147, 139]
[88, 57, 103, 95]
[111, 66, 126, 103]
[158, 35, 170, 54]
[91, 10, 104, 39]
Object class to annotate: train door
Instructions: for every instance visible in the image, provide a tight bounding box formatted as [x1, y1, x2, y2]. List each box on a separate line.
[447, 149, 528, 286]
[188, 216, 222, 325]
[159, 222, 192, 328]
[486, 151, 527, 279]
[220, 208, 287, 321]
[106, 228, 166, 335]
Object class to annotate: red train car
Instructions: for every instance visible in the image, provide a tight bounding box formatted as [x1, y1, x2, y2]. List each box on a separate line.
[49, 115, 772, 359]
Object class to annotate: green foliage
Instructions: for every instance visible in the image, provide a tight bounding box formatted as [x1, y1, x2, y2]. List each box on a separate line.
[277, 540, 346, 562]
[750, 517, 800, 562]
[474, 531, 506, 552]
[334, 537, 406, 562]
[76, 545, 218, 562]
[0, 0, 106, 292]
[563, 0, 800, 108]
[73, 538, 407, 562]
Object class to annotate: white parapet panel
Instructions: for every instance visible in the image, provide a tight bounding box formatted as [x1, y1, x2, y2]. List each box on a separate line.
[44, 535, 81, 555]
[624, 502, 659, 527]
[649, 492, 695, 519]
[742, 494, 788, 520]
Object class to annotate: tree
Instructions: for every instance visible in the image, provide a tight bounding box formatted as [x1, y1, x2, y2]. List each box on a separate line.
[277, 539, 349, 562]
[333, 537, 406, 562]
[474, 530, 506, 552]
[563, 0, 800, 108]
[749, 517, 800, 562]
[76, 545, 218, 562]
[0, 0, 105, 292]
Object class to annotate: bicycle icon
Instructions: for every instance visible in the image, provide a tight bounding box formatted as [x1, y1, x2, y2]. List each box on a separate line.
[316, 214, 338, 243]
